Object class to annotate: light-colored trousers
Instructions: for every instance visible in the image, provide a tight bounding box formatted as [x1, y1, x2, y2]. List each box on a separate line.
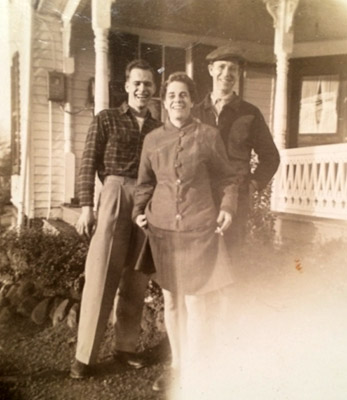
[76, 176, 149, 365]
[162, 287, 232, 371]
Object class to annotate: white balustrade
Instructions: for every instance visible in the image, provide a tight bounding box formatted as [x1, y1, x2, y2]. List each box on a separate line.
[271, 143, 347, 220]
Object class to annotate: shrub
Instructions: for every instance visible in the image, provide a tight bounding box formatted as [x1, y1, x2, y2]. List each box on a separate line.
[0, 140, 11, 216]
[247, 181, 276, 245]
[0, 224, 88, 296]
[247, 152, 276, 245]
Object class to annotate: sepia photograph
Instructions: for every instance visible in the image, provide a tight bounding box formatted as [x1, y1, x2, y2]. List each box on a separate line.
[0, 0, 347, 399]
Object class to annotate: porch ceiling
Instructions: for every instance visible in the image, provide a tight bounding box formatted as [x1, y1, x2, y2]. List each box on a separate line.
[109, 0, 347, 45]
[72, 0, 347, 47]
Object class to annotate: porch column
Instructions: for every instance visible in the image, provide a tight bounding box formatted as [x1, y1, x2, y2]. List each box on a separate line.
[92, 0, 116, 114]
[62, 21, 76, 203]
[91, 0, 115, 205]
[264, 0, 299, 150]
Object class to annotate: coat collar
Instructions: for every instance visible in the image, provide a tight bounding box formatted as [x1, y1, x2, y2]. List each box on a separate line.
[163, 116, 198, 135]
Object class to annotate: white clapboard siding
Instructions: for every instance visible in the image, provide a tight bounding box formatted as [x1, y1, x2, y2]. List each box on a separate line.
[30, 13, 65, 216]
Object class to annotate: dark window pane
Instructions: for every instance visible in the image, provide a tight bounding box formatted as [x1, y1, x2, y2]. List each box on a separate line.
[192, 43, 215, 103]
[164, 46, 186, 79]
[140, 43, 162, 97]
[109, 32, 139, 107]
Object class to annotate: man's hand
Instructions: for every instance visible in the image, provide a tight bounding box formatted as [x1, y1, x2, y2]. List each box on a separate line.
[215, 210, 232, 235]
[76, 206, 96, 238]
[135, 214, 148, 229]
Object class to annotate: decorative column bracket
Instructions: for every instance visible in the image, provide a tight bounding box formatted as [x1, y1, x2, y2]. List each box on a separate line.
[265, 0, 299, 55]
[263, 0, 299, 150]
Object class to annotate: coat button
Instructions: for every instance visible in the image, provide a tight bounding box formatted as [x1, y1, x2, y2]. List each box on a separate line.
[174, 161, 182, 168]
[176, 145, 183, 152]
[176, 179, 182, 185]
[175, 214, 182, 220]
[179, 132, 185, 138]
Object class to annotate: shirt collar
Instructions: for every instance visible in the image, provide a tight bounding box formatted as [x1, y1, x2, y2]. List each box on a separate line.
[210, 91, 234, 106]
[120, 102, 153, 120]
[203, 92, 241, 111]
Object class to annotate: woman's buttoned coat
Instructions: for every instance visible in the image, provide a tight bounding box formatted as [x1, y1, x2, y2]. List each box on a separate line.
[133, 118, 239, 294]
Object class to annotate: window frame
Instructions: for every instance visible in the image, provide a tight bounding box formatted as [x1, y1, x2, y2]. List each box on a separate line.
[287, 55, 347, 148]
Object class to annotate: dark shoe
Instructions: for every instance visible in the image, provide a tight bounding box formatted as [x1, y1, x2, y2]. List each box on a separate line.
[113, 350, 147, 369]
[70, 359, 90, 379]
[152, 368, 177, 392]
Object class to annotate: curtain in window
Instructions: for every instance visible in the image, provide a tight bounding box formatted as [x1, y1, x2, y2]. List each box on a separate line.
[299, 75, 339, 134]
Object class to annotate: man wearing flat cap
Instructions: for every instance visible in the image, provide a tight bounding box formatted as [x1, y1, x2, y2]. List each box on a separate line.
[194, 45, 280, 254]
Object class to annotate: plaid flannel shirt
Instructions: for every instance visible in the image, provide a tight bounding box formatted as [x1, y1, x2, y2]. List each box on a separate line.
[78, 102, 161, 207]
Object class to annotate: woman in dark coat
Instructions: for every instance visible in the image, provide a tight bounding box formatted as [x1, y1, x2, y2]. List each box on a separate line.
[133, 72, 239, 392]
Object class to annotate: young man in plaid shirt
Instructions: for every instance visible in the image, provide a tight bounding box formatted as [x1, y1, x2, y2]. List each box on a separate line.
[70, 59, 161, 379]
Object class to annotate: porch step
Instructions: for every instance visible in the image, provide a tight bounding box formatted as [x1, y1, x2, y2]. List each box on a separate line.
[43, 218, 78, 236]
[274, 212, 347, 245]
[61, 205, 81, 227]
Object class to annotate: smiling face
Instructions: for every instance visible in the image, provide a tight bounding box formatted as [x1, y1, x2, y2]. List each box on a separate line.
[125, 68, 155, 113]
[163, 81, 194, 127]
[208, 60, 240, 95]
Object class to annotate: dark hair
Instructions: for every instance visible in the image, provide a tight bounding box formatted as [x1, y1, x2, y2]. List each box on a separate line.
[125, 59, 155, 81]
[160, 72, 197, 103]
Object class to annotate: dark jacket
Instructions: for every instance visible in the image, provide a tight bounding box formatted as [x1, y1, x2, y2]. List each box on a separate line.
[193, 94, 280, 191]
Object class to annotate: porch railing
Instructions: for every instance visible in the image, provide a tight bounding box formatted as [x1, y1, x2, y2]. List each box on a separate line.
[271, 143, 347, 221]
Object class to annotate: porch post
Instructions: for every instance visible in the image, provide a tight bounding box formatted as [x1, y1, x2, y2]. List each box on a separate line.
[62, 21, 76, 203]
[264, 0, 299, 150]
[92, 0, 116, 114]
[91, 0, 115, 205]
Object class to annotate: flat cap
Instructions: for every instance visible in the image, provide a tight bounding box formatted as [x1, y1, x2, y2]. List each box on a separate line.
[206, 45, 246, 64]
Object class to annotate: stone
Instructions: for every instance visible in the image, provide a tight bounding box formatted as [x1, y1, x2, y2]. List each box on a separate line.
[0, 282, 13, 297]
[5, 284, 20, 306]
[49, 296, 63, 320]
[17, 295, 40, 317]
[52, 299, 70, 327]
[31, 297, 52, 325]
[0, 274, 14, 287]
[66, 302, 80, 329]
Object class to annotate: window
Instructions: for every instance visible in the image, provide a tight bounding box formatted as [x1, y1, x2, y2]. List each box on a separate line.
[298, 75, 339, 135]
[288, 55, 347, 148]
[108, 32, 186, 116]
[140, 42, 186, 120]
[109, 32, 139, 108]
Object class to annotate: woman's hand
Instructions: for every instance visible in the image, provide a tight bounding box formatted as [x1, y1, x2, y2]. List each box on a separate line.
[136, 214, 148, 230]
[215, 210, 232, 235]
